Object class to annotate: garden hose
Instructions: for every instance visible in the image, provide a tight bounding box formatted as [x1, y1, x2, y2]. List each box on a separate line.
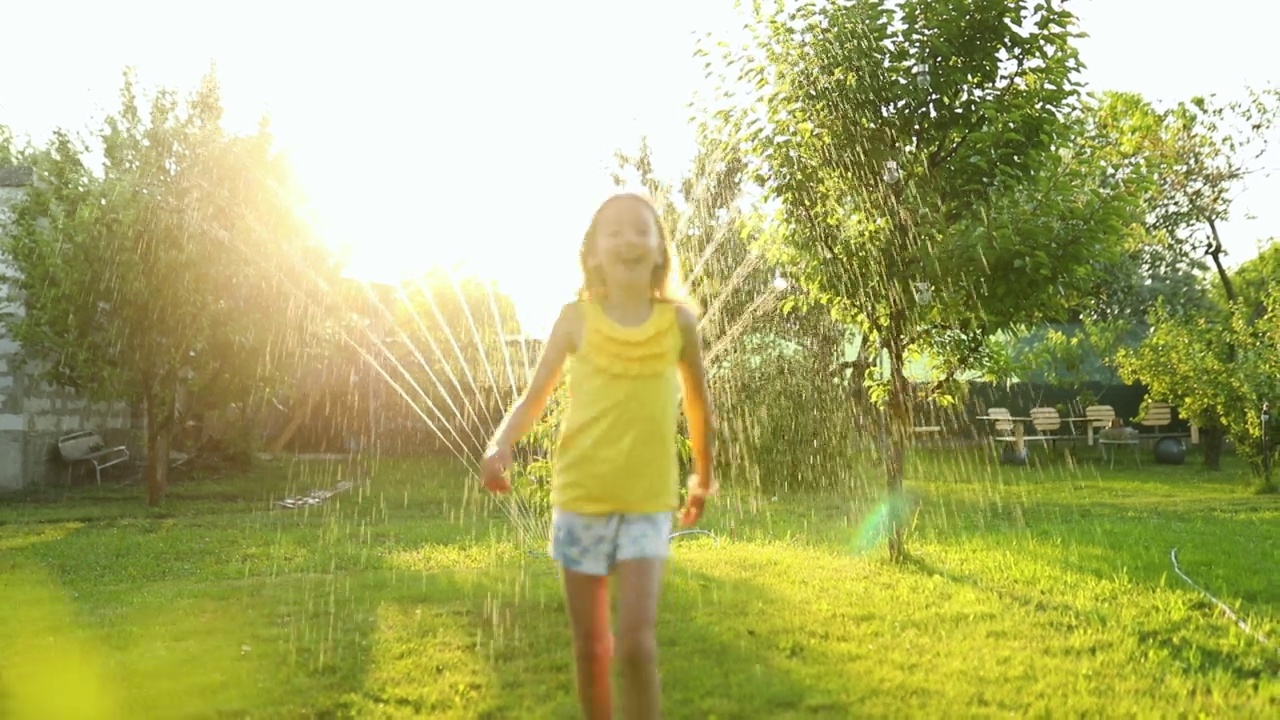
[1170, 547, 1275, 654]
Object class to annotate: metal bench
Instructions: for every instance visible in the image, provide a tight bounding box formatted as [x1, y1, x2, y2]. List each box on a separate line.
[1083, 405, 1139, 468]
[1098, 429, 1141, 468]
[57, 430, 131, 484]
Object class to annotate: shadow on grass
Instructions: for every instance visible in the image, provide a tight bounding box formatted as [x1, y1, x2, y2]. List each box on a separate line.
[0, 456, 489, 716]
[328, 536, 840, 718]
[736, 447, 1279, 696]
[899, 552, 1278, 685]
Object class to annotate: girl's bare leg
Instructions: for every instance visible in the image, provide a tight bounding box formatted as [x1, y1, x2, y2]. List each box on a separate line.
[563, 568, 614, 720]
[614, 558, 664, 720]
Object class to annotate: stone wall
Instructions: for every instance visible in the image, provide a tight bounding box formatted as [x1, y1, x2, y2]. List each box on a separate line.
[0, 167, 133, 491]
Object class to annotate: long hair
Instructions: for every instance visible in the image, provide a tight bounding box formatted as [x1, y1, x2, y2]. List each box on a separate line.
[576, 193, 695, 311]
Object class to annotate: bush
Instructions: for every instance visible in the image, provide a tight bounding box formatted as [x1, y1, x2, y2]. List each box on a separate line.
[712, 334, 871, 495]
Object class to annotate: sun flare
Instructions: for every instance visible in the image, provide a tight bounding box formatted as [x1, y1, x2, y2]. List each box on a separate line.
[299, 165, 592, 341]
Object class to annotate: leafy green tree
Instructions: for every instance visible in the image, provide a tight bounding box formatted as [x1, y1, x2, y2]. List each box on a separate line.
[1116, 295, 1279, 490]
[0, 126, 16, 165]
[1134, 90, 1279, 300]
[1086, 88, 1280, 467]
[1222, 239, 1278, 320]
[279, 270, 524, 459]
[998, 93, 1205, 393]
[614, 137, 866, 490]
[1, 69, 336, 504]
[705, 0, 1135, 556]
[1063, 92, 1215, 323]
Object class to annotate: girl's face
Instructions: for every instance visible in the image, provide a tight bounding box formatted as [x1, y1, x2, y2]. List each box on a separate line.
[588, 198, 663, 297]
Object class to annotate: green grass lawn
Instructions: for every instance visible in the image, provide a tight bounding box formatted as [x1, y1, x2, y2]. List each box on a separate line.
[1, 447, 1277, 718]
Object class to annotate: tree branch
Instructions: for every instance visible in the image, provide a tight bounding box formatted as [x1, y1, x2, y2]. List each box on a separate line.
[1206, 217, 1237, 305]
[928, 52, 1029, 169]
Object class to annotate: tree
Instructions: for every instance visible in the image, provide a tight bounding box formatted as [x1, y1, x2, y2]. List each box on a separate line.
[1134, 90, 1280, 303]
[1116, 295, 1279, 490]
[705, 0, 1134, 557]
[1220, 239, 1278, 320]
[1082, 88, 1280, 468]
[1115, 241, 1280, 488]
[1001, 91, 1227, 392]
[612, 136, 866, 490]
[0, 126, 16, 166]
[1, 69, 337, 504]
[279, 270, 525, 459]
[1061, 92, 1215, 324]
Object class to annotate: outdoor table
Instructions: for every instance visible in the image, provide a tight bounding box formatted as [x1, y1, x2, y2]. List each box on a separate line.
[1059, 417, 1095, 444]
[976, 415, 1031, 454]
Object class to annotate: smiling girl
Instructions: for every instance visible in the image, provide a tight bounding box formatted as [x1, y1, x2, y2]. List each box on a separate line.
[479, 192, 717, 720]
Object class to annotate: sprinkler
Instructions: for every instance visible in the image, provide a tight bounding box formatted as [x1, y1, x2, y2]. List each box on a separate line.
[1263, 402, 1272, 487]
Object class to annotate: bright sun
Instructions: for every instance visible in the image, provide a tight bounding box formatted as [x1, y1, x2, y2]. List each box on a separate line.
[10, 0, 745, 343]
[295, 158, 599, 341]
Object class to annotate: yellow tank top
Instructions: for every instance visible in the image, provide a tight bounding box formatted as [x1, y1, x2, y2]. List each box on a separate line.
[551, 300, 683, 514]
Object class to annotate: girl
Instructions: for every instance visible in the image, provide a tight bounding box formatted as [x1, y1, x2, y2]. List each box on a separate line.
[479, 192, 716, 720]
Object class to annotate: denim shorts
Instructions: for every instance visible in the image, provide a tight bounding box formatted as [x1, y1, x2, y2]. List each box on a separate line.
[549, 508, 673, 576]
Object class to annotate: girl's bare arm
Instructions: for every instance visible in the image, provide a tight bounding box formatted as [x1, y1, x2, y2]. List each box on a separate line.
[675, 305, 716, 490]
[488, 304, 577, 451]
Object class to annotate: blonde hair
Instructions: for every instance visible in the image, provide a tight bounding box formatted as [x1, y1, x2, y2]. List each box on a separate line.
[577, 192, 698, 313]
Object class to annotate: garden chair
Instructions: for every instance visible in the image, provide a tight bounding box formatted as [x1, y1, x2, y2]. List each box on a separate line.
[1028, 406, 1077, 449]
[1139, 402, 1174, 437]
[911, 405, 945, 446]
[1084, 405, 1117, 443]
[1138, 401, 1201, 445]
[58, 430, 131, 485]
[985, 407, 1016, 440]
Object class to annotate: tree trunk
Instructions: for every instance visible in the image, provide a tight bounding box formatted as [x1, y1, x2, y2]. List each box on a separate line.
[146, 424, 171, 507]
[143, 389, 176, 507]
[883, 344, 912, 562]
[1200, 423, 1225, 471]
[1202, 222, 1234, 472]
[1206, 220, 1238, 305]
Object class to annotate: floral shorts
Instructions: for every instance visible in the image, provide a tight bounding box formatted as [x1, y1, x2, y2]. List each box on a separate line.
[549, 508, 673, 576]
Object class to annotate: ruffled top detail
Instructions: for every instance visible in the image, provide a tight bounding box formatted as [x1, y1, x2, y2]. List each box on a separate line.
[576, 301, 681, 377]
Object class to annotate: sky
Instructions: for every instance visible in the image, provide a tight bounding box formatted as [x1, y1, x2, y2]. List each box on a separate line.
[2, 0, 1277, 339]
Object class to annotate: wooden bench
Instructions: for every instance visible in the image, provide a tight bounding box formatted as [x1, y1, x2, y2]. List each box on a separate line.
[58, 431, 131, 485]
[912, 424, 944, 446]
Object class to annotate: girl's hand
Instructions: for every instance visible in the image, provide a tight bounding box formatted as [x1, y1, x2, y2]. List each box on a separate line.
[678, 474, 717, 528]
[678, 495, 705, 528]
[479, 445, 513, 494]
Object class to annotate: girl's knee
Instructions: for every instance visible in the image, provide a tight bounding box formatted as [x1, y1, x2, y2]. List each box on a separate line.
[616, 629, 657, 667]
[574, 630, 614, 663]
